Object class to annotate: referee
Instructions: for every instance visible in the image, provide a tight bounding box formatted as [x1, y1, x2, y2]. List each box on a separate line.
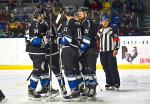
[97, 15, 120, 90]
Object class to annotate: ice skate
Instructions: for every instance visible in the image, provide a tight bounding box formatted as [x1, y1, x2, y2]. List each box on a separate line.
[113, 84, 120, 91]
[60, 86, 67, 97]
[46, 88, 59, 99]
[37, 86, 49, 97]
[28, 86, 41, 101]
[79, 85, 89, 99]
[63, 89, 80, 101]
[105, 84, 115, 90]
[87, 87, 97, 98]
[37, 86, 59, 97]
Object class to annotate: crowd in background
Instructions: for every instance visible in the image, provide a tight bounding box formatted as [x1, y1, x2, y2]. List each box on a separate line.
[0, 0, 146, 38]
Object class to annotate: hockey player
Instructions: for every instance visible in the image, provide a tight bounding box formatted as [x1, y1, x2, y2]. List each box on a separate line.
[77, 6, 98, 98]
[97, 15, 120, 90]
[35, 7, 67, 97]
[57, 6, 82, 99]
[37, 22, 67, 98]
[25, 9, 49, 100]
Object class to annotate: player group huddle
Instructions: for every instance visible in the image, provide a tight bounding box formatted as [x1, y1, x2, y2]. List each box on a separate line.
[24, 5, 120, 101]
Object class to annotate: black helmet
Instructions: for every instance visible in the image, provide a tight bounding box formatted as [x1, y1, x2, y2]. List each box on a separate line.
[33, 9, 43, 18]
[78, 6, 89, 13]
[64, 6, 75, 16]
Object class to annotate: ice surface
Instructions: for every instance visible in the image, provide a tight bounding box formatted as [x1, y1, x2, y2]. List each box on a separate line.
[0, 70, 150, 104]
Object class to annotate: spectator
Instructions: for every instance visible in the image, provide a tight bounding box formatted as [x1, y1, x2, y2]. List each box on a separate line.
[102, 0, 111, 15]
[4, 24, 12, 37]
[91, 0, 102, 10]
[84, 0, 102, 10]
[5, 0, 17, 15]
[83, 0, 91, 8]
[16, 22, 26, 37]
[119, 23, 127, 36]
[122, 12, 131, 27]
[15, 0, 26, 21]
[130, 12, 137, 27]
[112, 0, 123, 13]
[136, 0, 145, 27]
[125, 0, 137, 13]
[110, 12, 121, 31]
[122, 1, 130, 13]
[51, 0, 63, 18]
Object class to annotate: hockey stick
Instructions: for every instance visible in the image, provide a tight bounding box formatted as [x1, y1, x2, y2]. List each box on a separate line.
[47, 6, 53, 97]
[27, 70, 33, 81]
[58, 44, 68, 97]
[15, 70, 33, 87]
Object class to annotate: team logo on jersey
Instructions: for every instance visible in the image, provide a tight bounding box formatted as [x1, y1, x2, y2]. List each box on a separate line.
[34, 29, 38, 34]
[84, 29, 89, 34]
[64, 27, 67, 32]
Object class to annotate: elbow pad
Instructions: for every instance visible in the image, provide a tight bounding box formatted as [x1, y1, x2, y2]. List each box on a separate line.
[57, 35, 72, 45]
[80, 36, 91, 51]
[80, 42, 90, 51]
[30, 37, 42, 46]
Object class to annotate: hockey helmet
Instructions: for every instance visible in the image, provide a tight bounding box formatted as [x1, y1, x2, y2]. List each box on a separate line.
[100, 15, 110, 22]
[100, 15, 110, 27]
[78, 6, 89, 13]
[33, 9, 44, 18]
[65, 6, 75, 16]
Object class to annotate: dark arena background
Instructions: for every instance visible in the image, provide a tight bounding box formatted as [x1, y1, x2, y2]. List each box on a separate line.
[0, 0, 150, 104]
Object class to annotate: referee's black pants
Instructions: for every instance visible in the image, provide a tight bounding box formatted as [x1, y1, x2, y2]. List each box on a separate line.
[100, 51, 120, 86]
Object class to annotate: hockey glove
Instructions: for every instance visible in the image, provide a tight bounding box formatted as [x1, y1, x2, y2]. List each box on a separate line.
[30, 37, 42, 46]
[80, 42, 90, 52]
[57, 35, 72, 46]
[80, 36, 91, 52]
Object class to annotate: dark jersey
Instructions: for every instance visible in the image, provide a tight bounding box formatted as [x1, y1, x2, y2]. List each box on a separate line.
[60, 18, 78, 46]
[25, 19, 48, 53]
[45, 23, 59, 54]
[80, 18, 97, 48]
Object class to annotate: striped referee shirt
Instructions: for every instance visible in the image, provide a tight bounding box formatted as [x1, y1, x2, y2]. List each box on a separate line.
[97, 27, 120, 52]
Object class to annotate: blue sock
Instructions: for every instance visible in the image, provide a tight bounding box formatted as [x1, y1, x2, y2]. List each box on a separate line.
[68, 80, 78, 90]
[40, 79, 50, 87]
[30, 79, 38, 90]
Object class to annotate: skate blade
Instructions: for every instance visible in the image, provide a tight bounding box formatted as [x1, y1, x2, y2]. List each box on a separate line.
[114, 87, 120, 91]
[63, 97, 80, 102]
[106, 87, 115, 90]
[49, 92, 59, 99]
[80, 95, 88, 100]
[86, 97, 103, 102]
[28, 97, 41, 101]
[46, 92, 59, 102]
[87, 96, 96, 100]
[40, 93, 49, 97]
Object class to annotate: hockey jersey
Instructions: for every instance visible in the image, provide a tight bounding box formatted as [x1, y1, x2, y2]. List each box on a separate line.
[80, 17, 97, 49]
[25, 19, 48, 54]
[60, 18, 79, 47]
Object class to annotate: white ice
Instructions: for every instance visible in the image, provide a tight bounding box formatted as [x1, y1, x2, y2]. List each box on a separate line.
[1, 70, 150, 104]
